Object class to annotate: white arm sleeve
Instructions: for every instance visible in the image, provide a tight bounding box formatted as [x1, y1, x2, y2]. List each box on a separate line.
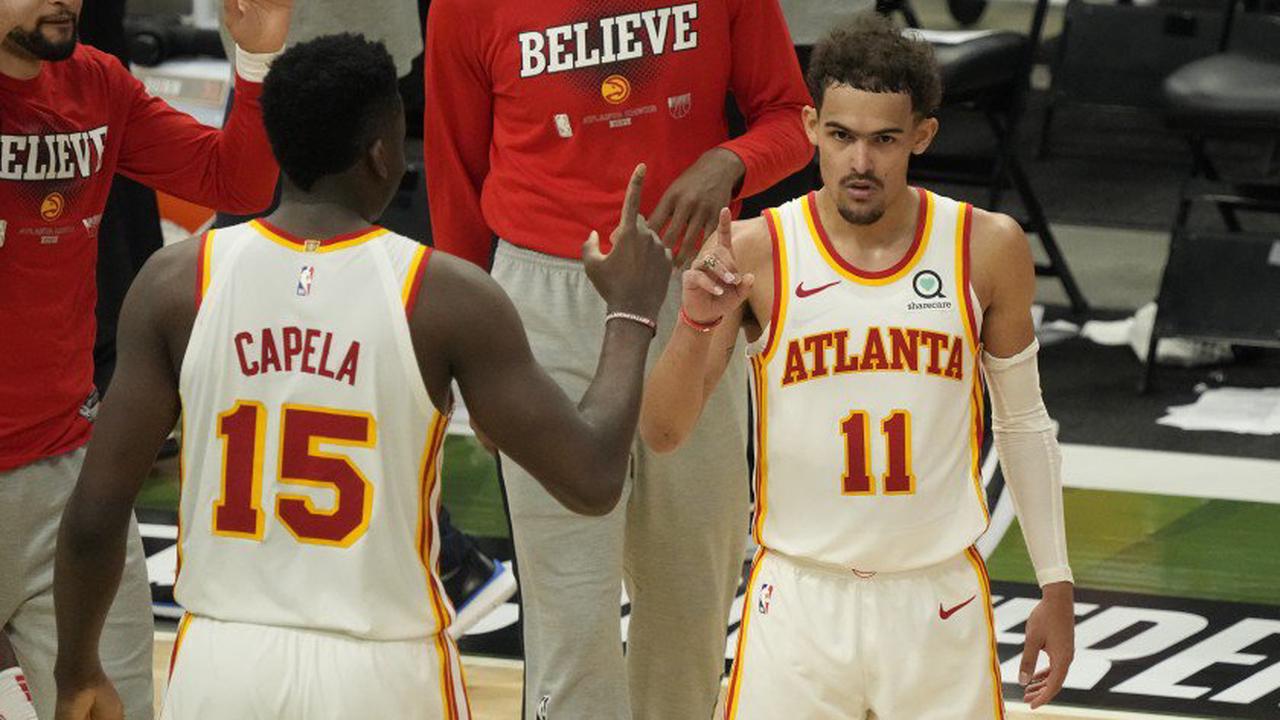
[234, 45, 282, 83]
[982, 339, 1073, 587]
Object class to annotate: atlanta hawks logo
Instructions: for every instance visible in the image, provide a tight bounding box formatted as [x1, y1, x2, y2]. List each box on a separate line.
[601, 74, 631, 104]
[41, 192, 65, 222]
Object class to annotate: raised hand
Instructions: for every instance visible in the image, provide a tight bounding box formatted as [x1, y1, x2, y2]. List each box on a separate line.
[681, 208, 754, 326]
[583, 164, 673, 322]
[223, 0, 293, 54]
[1020, 582, 1076, 709]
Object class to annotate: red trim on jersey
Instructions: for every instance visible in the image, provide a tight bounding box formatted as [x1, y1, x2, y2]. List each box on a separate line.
[254, 218, 380, 248]
[806, 187, 928, 280]
[194, 231, 210, 311]
[960, 204, 979, 346]
[405, 246, 434, 317]
[759, 209, 785, 359]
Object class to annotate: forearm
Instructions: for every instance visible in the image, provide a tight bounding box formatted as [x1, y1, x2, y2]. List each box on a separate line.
[985, 341, 1072, 587]
[53, 489, 134, 681]
[719, 111, 813, 199]
[575, 319, 657, 492]
[640, 322, 716, 452]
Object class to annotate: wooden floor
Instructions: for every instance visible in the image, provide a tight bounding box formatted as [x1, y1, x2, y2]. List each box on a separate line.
[151, 634, 1194, 720]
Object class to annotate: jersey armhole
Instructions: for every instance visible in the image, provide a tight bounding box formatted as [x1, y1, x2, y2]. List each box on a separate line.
[194, 229, 216, 311]
[755, 208, 787, 361]
[402, 244, 434, 318]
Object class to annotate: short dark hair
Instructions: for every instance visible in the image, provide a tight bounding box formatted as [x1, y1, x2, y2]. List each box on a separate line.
[806, 13, 943, 117]
[261, 34, 401, 191]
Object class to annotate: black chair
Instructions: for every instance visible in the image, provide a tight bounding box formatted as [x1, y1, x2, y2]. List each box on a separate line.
[1140, 2, 1280, 391]
[877, 0, 1091, 315]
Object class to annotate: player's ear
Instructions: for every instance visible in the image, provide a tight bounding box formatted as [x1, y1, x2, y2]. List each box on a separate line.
[367, 137, 391, 181]
[802, 105, 820, 146]
[911, 116, 939, 155]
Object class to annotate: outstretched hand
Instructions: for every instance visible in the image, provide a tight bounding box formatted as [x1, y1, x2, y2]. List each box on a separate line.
[223, 0, 293, 54]
[680, 208, 754, 325]
[583, 164, 673, 322]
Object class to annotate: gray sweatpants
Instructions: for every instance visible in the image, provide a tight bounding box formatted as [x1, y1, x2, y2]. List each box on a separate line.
[0, 447, 154, 719]
[492, 242, 750, 720]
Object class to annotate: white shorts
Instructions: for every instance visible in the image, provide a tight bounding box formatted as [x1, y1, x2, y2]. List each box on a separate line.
[162, 615, 471, 720]
[724, 548, 1005, 720]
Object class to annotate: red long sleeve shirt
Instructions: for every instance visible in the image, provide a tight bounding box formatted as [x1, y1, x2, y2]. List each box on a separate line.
[425, 0, 813, 268]
[0, 44, 279, 471]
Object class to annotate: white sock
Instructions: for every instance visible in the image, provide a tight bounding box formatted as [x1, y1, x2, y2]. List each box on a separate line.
[0, 667, 38, 720]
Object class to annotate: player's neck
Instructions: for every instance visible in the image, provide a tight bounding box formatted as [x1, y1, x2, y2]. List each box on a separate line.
[815, 185, 918, 253]
[0, 46, 43, 81]
[267, 198, 376, 240]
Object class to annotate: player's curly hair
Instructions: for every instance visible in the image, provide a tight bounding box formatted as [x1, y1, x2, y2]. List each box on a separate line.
[261, 34, 401, 191]
[806, 13, 943, 118]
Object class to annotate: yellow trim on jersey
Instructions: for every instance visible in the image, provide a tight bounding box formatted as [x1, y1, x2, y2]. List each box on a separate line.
[176, 410, 186, 581]
[965, 548, 1007, 719]
[402, 245, 429, 307]
[415, 410, 461, 719]
[211, 400, 267, 541]
[274, 404, 378, 548]
[968, 369, 991, 524]
[750, 356, 770, 545]
[759, 208, 790, 364]
[954, 204, 979, 354]
[805, 190, 934, 286]
[724, 550, 767, 720]
[169, 613, 194, 680]
[250, 220, 389, 254]
[199, 229, 216, 301]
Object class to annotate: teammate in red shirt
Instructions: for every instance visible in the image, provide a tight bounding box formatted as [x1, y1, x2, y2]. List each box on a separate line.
[425, 2, 813, 717]
[0, 1, 292, 718]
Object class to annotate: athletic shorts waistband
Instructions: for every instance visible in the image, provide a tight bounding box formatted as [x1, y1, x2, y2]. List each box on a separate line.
[495, 240, 585, 273]
[764, 546, 975, 582]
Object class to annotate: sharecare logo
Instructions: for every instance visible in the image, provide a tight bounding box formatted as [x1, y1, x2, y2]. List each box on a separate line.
[518, 3, 699, 79]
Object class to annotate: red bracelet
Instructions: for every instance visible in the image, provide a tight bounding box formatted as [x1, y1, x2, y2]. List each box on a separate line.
[679, 307, 722, 333]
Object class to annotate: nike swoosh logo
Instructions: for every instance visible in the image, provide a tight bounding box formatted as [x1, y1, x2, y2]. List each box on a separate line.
[795, 280, 840, 298]
[939, 595, 977, 620]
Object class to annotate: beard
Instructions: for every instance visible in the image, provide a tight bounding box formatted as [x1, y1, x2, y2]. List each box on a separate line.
[835, 172, 885, 225]
[5, 18, 79, 62]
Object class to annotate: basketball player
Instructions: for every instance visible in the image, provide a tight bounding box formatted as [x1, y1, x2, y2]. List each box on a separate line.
[53, 34, 672, 720]
[641, 16, 1075, 717]
[425, 1, 813, 716]
[2, 1, 290, 717]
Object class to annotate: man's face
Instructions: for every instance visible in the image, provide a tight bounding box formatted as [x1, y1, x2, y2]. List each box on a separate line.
[4, 0, 81, 62]
[804, 84, 938, 226]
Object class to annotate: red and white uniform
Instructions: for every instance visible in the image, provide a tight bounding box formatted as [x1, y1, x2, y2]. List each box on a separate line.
[166, 221, 469, 720]
[725, 190, 1005, 719]
[0, 44, 278, 472]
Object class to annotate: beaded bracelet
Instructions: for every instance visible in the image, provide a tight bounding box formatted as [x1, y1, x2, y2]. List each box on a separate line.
[606, 311, 657, 335]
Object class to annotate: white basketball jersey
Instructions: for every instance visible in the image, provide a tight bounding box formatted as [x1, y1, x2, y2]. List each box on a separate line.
[749, 189, 989, 572]
[176, 220, 454, 642]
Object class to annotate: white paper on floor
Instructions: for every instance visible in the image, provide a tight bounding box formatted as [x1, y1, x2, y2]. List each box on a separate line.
[1158, 387, 1280, 435]
[1081, 302, 1234, 367]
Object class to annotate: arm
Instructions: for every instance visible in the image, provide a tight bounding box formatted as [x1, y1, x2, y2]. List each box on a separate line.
[423, 0, 495, 269]
[113, 0, 291, 214]
[640, 212, 765, 452]
[53, 245, 191, 720]
[647, 0, 812, 264]
[973, 210, 1074, 709]
[414, 167, 672, 514]
[716, 0, 814, 199]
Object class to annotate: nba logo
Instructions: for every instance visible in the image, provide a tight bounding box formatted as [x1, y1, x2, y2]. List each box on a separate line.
[554, 113, 573, 138]
[296, 266, 315, 296]
[758, 583, 774, 615]
[668, 93, 692, 119]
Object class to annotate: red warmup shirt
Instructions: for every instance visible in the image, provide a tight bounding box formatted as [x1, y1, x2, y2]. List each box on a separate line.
[425, 0, 813, 268]
[0, 44, 278, 471]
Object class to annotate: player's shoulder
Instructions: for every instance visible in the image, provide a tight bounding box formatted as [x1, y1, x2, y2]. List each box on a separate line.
[132, 234, 203, 316]
[69, 43, 131, 79]
[967, 205, 1030, 265]
[413, 249, 510, 319]
[729, 215, 773, 278]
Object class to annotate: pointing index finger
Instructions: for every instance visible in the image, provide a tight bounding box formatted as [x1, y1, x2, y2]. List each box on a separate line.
[618, 163, 647, 235]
